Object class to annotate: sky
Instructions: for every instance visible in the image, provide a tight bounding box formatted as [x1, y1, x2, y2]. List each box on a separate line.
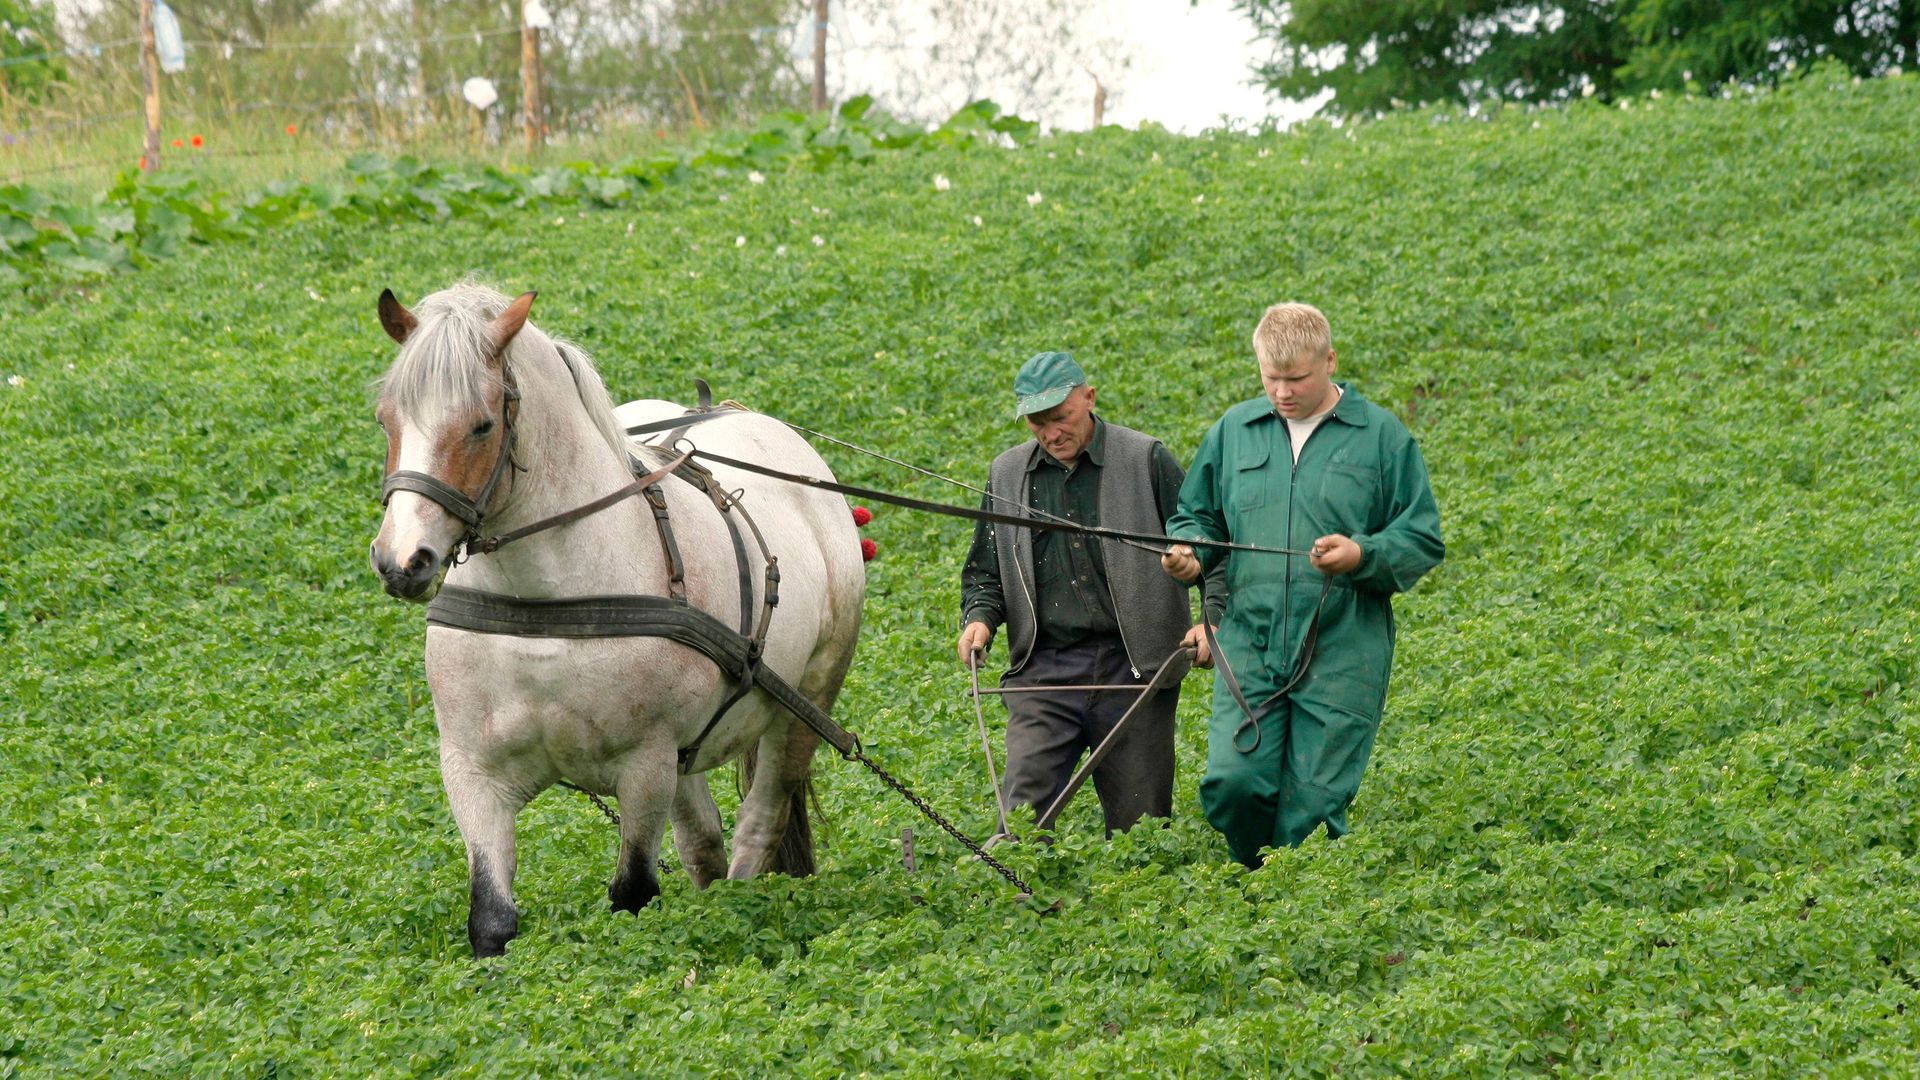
[831, 0, 1323, 133]
[1100, 0, 1321, 131]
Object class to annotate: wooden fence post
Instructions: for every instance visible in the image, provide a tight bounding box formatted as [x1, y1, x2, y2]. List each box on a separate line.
[522, 24, 544, 153]
[811, 0, 829, 113]
[139, 0, 162, 170]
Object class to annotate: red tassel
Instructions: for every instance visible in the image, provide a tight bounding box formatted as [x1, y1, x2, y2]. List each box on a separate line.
[852, 506, 873, 527]
[860, 538, 878, 562]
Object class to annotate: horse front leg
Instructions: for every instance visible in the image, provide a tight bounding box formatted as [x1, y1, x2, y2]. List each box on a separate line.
[442, 749, 525, 958]
[609, 751, 678, 913]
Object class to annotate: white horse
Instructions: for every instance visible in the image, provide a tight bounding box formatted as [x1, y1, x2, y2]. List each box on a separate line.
[369, 282, 864, 957]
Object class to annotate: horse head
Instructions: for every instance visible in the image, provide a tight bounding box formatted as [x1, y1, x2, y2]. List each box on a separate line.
[370, 286, 535, 601]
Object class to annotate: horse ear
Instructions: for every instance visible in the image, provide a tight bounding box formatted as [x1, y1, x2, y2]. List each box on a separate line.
[490, 291, 537, 354]
[378, 288, 417, 345]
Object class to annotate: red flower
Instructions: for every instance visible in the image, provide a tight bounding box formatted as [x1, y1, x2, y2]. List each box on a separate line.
[190, 134, 203, 148]
[860, 538, 878, 562]
[286, 124, 298, 135]
[171, 138, 183, 149]
[851, 506, 872, 527]
[138, 156, 148, 171]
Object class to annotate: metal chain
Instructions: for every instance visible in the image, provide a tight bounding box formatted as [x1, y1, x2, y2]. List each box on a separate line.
[842, 739, 1034, 897]
[579, 786, 621, 825]
[566, 757, 1031, 895]
[556, 781, 676, 873]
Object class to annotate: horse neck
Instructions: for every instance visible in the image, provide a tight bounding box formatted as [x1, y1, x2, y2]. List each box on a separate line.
[450, 353, 660, 598]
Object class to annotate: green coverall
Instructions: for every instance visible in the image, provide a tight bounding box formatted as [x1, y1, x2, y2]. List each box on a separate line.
[1166, 383, 1443, 865]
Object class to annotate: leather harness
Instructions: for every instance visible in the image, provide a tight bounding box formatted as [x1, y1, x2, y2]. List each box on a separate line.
[382, 368, 854, 774]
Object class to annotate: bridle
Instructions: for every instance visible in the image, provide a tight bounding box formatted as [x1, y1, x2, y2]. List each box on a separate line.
[378, 355, 696, 564]
[379, 359, 526, 563]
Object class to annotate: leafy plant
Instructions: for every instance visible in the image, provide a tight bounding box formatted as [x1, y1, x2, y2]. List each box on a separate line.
[1, 72, 1917, 1076]
[0, 96, 1041, 285]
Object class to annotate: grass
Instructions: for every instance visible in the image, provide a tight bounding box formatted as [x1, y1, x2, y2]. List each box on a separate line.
[2, 69, 1918, 1075]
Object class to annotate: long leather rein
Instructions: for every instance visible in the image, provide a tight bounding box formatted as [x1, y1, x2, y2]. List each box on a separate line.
[380, 365, 1325, 770]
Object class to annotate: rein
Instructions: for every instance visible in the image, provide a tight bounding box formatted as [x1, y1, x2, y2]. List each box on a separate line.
[646, 410, 1335, 757]
[674, 445, 1315, 560]
[467, 450, 691, 556]
[381, 366, 1337, 892]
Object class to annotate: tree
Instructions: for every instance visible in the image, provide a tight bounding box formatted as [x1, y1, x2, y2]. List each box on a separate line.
[1235, 0, 1920, 117]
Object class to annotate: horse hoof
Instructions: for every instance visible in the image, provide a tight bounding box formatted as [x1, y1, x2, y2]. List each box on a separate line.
[608, 876, 661, 915]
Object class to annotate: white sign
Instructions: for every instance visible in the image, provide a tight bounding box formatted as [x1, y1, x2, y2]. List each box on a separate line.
[524, 1, 553, 31]
[462, 77, 499, 111]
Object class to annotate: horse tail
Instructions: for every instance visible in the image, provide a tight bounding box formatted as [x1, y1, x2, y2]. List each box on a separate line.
[773, 781, 816, 877]
[738, 748, 820, 877]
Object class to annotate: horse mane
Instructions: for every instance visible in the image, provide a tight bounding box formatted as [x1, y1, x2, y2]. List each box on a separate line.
[379, 281, 629, 465]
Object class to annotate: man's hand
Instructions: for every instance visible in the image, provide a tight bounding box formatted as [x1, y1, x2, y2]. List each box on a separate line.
[1180, 623, 1215, 669]
[957, 621, 994, 666]
[1161, 543, 1201, 583]
[1310, 534, 1362, 576]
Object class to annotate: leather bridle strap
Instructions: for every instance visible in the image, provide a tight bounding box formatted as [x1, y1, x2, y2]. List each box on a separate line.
[380, 367, 523, 550]
[467, 450, 693, 556]
[382, 469, 485, 527]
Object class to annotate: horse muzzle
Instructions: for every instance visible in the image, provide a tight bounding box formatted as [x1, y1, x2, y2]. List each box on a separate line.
[372, 542, 447, 603]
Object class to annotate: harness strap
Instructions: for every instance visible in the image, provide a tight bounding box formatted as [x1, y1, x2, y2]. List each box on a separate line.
[673, 477, 785, 773]
[642, 483, 688, 603]
[675, 494, 761, 772]
[425, 586, 858, 760]
[467, 450, 691, 556]
[721, 498, 756, 636]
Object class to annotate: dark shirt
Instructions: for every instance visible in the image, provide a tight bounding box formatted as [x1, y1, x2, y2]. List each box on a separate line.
[962, 418, 1224, 644]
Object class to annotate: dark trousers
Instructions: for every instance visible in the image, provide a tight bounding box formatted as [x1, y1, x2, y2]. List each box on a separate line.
[1001, 636, 1178, 834]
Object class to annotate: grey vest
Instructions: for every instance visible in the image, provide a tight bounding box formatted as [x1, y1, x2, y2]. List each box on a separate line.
[989, 422, 1193, 677]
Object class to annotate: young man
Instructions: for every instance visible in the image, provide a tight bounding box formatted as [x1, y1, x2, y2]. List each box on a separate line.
[959, 351, 1224, 834]
[1162, 304, 1443, 867]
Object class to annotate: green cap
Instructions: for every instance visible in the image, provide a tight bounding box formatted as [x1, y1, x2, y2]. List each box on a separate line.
[1012, 351, 1086, 418]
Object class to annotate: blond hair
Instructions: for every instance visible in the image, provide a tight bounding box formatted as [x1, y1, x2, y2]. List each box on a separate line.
[1252, 303, 1332, 367]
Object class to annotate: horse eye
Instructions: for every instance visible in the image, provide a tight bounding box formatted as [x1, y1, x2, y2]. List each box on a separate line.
[471, 419, 495, 438]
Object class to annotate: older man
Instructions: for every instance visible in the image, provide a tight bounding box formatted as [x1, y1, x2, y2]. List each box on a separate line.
[1163, 304, 1443, 866]
[959, 351, 1224, 833]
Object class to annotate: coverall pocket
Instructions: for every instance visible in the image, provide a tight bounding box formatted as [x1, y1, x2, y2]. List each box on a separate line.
[1287, 701, 1380, 800]
[1230, 445, 1271, 511]
[1316, 462, 1379, 535]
